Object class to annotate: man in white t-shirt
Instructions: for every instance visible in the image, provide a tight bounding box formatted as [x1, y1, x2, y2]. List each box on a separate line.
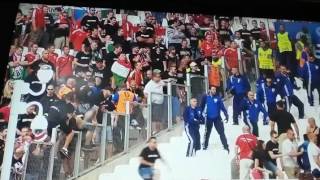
[281, 128, 303, 179]
[144, 69, 165, 134]
[307, 132, 320, 178]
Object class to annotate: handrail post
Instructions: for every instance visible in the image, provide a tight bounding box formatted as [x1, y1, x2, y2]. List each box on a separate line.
[46, 128, 57, 180]
[167, 82, 173, 130]
[124, 101, 130, 153]
[147, 93, 152, 139]
[204, 64, 209, 94]
[100, 113, 107, 163]
[186, 73, 191, 106]
[73, 131, 82, 178]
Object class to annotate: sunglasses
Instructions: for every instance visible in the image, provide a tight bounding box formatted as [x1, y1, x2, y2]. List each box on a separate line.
[47, 89, 54, 91]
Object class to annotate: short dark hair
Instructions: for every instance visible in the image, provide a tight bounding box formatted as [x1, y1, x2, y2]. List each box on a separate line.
[110, 16, 116, 21]
[148, 136, 156, 142]
[303, 134, 309, 141]
[114, 43, 122, 49]
[276, 100, 285, 108]
[270, 130, 277, 137]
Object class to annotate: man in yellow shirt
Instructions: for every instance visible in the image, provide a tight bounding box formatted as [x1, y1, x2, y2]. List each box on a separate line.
[258, 41, 275, 78]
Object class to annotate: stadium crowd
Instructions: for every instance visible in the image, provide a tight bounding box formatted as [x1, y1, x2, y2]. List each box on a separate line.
[0, 3, 319, 180]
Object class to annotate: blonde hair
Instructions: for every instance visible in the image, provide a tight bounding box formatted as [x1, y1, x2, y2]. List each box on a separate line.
[3, 80, 14, 99]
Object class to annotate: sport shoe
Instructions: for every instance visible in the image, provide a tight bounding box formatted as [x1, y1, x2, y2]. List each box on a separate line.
[232, 122, 239, 125]
[224, 147, 230, 154]
[82, 145, 94, 151]
[60, 148, 71, 159]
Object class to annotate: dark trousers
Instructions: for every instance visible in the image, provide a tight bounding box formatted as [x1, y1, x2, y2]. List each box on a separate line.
[284, 95, 304, 119]
[279, 51, 297, 76]
[233, 94, 245, 124]
[203, 117, 228, 149]
[244, 119, 259, 137]
[185, 124, 200, 157]
[266, 102, 277, 117]
[306, 83, 320, 106]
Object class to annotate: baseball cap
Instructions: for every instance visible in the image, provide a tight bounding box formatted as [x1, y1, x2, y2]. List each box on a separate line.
[190, 62, 197, 67]
[153, 69, 161, 74]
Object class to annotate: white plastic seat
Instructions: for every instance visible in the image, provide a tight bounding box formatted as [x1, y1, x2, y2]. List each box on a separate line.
[37, 47, 45, 55]
[54, 49, 62, 57]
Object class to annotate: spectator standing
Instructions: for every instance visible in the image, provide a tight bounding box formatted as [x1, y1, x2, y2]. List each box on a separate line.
[270, 100, 300, 153]
[56, 46, 74, 82]
[29, 4, 45, 45]
[226, 68, 250, 125]
[41, 6, 54, 48]
[264, 130, 285, 179]
[235, 125, 257, 180]
[240, 91, 268, 137]
[69, 25, 89, 52]
[80, 7, 100, 31]
[281, 128, 302, 179]
[307, 132, 320, 179]
[53, 10, 70, 49]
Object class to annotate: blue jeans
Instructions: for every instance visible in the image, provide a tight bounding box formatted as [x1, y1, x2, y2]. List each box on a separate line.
[264, 161, 278, 178]
[139, 167, 154, 180]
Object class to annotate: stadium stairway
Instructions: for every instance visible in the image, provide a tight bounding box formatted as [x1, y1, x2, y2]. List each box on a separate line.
[97, 79, 320, 180]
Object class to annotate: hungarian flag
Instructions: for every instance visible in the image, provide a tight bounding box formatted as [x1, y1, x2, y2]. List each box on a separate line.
[111, 55, 132, 88]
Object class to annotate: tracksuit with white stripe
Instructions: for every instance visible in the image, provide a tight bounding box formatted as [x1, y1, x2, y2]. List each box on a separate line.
[256, 81, 279, 116]
[240, 98, 268, 137]
[200, 94, 229, 151]
[275, 72, 304, 118]
[226, 74, 251, 124]
[300, 60, 320, 106]
[183, 106, 204, 157]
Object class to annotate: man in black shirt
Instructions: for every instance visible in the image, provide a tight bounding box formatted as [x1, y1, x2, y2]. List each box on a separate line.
[138, 137, 163, 180]
[102, 16, 118, 39]
[265, 130, 285, 179]
[179, 39, 192, 59]
[217, 20, 233, 43]
[145, 16, 155, 38]
[250, 20, 261, 41]
[47, 92, 75, 159]
[80, 7, 100, 31]
[151, 46, 166, 72]
[17, 105, 36, 131]
[151, 36, 167, 58]
[53, 11, 70, 49]
[238, 22, 252, 51]
[40, 84, 59, 114]
[74, 45, 92, 74]
[136, 22, 155, 47]
[41, 6, 54, 48]
[113, 28, 130, 54]
[104, 44, 122, 74]
[90, 58, 112, 89]
[270, 100, 300, 153]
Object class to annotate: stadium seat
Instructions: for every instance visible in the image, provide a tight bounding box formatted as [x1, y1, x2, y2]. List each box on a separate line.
[128, 15, 141, 25]
[37, 47, 45, 55]
[22, 46, 28, 57]
[54, 49, 62, 57]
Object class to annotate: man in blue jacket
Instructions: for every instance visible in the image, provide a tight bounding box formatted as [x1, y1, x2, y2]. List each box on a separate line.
[184, 98, 204, 157]
[241, 91, 268, 137]
[200, 86, 229, 153]
[300, 54, 320, 106]
[276, 65, 304, 119]
[256, 77, 279, 121]
[226, 68, 251, 125]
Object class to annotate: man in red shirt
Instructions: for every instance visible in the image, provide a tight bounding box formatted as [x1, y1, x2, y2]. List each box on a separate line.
[204, 23, 218, 41]
[127, 62, 144, 89]
[24, 43, 40, 65]
[47, 44, 58, 68]
[29, 4, 45, 45]
[120, 14, 133, 41]
[200, 34, 215, 59]
[224, 41, 239, 71]
[0, 104, 11, 125]
[70, 25, 88, 52]
[56, 46, 74, 82]
[235, 125, 257, 180]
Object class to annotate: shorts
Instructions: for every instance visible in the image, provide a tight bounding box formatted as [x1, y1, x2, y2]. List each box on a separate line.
[138, 167, 154, 179]
[151, 103, 163, 122]
[312, 169, 320, 178]
[47, 119, 72, 137]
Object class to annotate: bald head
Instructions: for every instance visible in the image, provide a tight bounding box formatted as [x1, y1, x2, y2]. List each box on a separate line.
[242, 125, 250, 133]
